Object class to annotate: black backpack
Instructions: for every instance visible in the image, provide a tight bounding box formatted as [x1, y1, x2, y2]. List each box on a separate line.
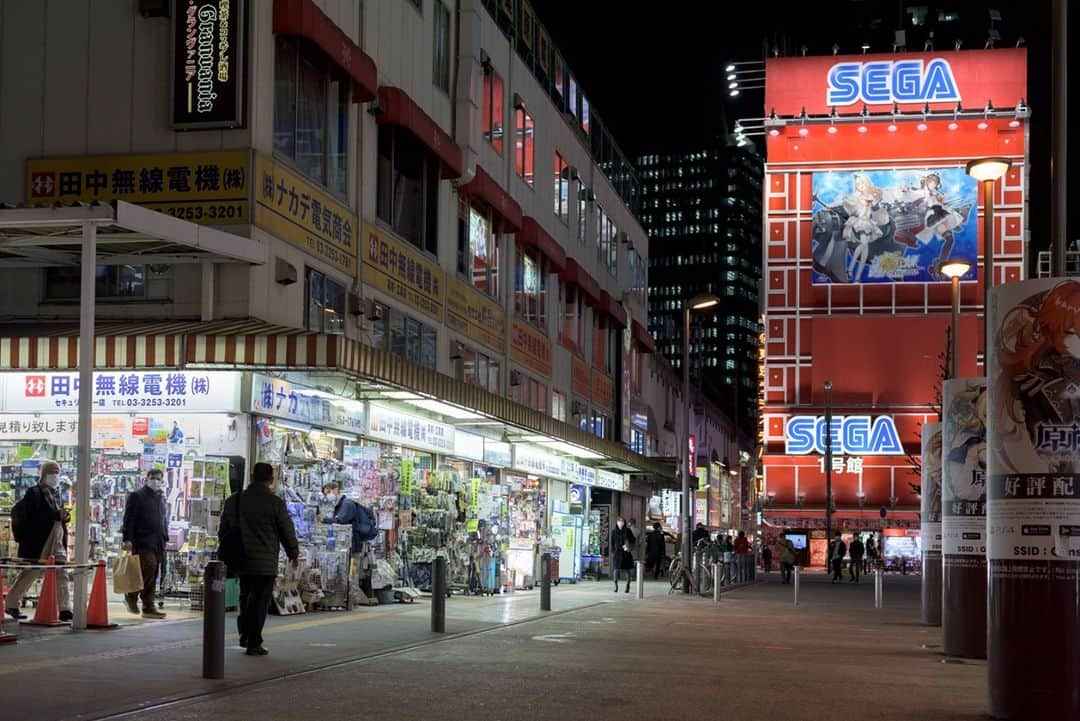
[354, 503, 378, 542]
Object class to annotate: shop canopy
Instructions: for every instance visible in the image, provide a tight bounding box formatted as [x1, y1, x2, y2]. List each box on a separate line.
[376, 86, 463, 179]
[459, 165, 523, 234]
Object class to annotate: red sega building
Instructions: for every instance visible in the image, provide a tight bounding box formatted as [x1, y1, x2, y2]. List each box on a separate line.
[758, 49, 1029, 565]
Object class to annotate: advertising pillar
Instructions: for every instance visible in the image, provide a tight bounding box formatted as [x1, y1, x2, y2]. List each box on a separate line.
[987, 279, 1080, 719]
[920, 422, 943, 626]
[941, 378, 987, 659]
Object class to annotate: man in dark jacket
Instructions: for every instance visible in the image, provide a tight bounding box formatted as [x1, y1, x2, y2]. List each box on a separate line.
[6, 461, 72, 621]
[220, 462, 299, 656]
[848, 534, 866, 583]
[830, 535, 848, 583]
[691, 522, 710, 546]
[645, 522, 666, 579]
[122, 468, 169, 619]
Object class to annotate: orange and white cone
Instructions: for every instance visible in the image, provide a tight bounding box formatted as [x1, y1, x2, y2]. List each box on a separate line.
[21, 557, 69, 627]
[1, 574, 17, 643]
[86, 560, 117, 630]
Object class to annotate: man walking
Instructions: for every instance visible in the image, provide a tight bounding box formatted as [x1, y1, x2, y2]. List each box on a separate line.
[220, 462, 299, 656]
[774, 535, 796, 584]
[645, 522, 665, 579]
[122, 468, 169, 619]
[733, 530, 751, 582]
[829, 534, 847, 583]
[6, 461, 73, 622]
[848, 534, 865, 583]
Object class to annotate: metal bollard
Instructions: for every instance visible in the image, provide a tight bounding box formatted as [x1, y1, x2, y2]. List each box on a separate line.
[635, 561, 644, 600]
[540, 553, 551, 611]
[202, 560, 225, 679]
[713, 562, 721, 603]
[431, 556, 447, 633]
[874, 568, 884, 608]
[793, 565, 800, 605]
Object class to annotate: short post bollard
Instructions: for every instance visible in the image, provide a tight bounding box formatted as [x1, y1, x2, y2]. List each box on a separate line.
[713, 562, 721, 603]
[540, 552, 551, 611]
[202, 560, 225, 680]
[874, 567, 884, 609]
[635, 561, 645, 600]
[793, 565, 800, 606]
[431, 556, 447, 633]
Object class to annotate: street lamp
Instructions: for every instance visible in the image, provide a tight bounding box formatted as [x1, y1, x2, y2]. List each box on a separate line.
[966, 157, 1012, 360]
[940, 260, 972, 378]
[681, 292, 721, 592]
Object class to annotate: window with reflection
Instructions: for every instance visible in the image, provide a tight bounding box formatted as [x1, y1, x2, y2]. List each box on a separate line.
[457, 199, 499, 297]
[482, 65, 504, 154]
[553, 153, 569, 223]
[515, 107, 535, 185]
[515, 243, 547, 326]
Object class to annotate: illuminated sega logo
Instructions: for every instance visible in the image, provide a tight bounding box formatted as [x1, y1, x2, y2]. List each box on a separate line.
[826, 58, 960, 106]
[784, 415, 904, 456]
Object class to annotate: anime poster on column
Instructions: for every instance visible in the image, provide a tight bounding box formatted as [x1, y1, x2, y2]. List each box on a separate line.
[921, 422, 943, 554]
[987, 279, 1080, 562]
[811, 168, 978, 284]
[941, 378, 987, 556]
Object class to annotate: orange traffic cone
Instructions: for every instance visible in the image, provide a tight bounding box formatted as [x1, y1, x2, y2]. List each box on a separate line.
[21, 557, 69, 627]
[86, 559, 117, 630]
[1, 577, 17, 644]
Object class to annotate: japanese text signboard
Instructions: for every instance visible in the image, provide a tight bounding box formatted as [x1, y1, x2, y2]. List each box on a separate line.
[1, 371, 241, 413]
[171, 0, 246, 129]
[361, 223, 444, 322]
[254, 154, 357, 275]
[249, 374, 364, 435]
[591, 369, 614, 411]
[510, 319, 552, 378]
[941, 378, 987, 557]
[572, 357, 590, 398]
[365, 403, 455, 455]
[446, 278, 504, 354]
[27, 151, 250, 223]
[0, 414, 79, 445]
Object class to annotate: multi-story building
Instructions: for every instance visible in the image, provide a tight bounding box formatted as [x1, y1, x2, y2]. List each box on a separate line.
[0, 0, 744, 613]
[638, 142, 763, 436]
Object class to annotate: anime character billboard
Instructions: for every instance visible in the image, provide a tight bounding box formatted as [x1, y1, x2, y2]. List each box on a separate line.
[921, 422, 943, 554]
[811, 168, 978, 284]
[941, 378, 987, 557]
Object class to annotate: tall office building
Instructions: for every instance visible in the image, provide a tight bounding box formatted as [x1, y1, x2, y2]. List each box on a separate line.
[637, 141, 763, 435]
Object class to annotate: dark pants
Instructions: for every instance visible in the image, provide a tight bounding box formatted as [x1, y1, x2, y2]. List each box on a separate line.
[780, 562, 793, 583]
[238, 575, 276, 649]
[763, 557, 772, 572]
[647, 556, 663, 579]
[849, 558, 862, 582]
[126, 548, 164, 611]
[831, 559, 844, 581]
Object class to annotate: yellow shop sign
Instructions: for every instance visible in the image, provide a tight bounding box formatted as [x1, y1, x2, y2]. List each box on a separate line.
[361, 223, 444, 322]
[447, 278, 505, 354]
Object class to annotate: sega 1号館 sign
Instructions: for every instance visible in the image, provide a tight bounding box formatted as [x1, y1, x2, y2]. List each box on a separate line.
[784, 415, 904, 456]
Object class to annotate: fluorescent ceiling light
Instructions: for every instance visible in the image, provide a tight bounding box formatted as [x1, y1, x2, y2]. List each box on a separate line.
[405, 398, 484, 420]
[536, 440, 605, 459]
[384, 391, 422, 400]
[271, 419, 312, 433]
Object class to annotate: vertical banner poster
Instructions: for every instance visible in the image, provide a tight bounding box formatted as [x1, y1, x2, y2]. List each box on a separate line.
[941, 378, 988, 557]
[921, 423, 944, 554]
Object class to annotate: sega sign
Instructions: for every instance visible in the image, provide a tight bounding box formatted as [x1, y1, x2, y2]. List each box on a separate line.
[785, 415, 904, 456]
[826, 58, 959, 106]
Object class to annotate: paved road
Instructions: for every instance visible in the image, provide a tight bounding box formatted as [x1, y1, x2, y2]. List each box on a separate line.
[5, 573, 985, 721]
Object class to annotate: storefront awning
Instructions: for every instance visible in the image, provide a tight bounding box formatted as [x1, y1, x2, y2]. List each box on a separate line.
[560, 258, 602, 307]
[632, 319, 656, 353]
[376, 86, 463, 179]
[273, 0, 378, 103]
[517, 216, 566, 272]
[459, 165, 522, 233]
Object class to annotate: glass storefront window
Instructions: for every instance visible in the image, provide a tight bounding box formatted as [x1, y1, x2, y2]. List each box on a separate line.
[482, 65, 504, 155]
[515, 106, 534, 185]
[457, 200, 499, 297]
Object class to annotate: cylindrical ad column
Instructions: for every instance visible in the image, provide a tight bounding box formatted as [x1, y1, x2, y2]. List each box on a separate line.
[921, 422, 943, 627]
[987, 279, 1080, 720]
[941, 377, 988, 659]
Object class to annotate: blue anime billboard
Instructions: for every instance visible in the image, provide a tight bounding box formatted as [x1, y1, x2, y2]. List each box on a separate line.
[810, 168, 979, 284]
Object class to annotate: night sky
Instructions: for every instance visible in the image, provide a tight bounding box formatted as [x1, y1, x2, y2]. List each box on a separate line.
[536, 2, 1074, 250]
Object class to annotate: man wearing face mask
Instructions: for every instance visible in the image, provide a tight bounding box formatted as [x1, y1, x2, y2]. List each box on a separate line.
[121, 469, 169, 619]
[6, 461, 73, 622]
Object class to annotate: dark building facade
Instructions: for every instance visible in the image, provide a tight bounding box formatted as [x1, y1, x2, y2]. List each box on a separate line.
[638, 142, 763, 436]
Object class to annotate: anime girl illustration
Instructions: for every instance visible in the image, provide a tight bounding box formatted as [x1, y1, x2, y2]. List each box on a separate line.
[841, 174, 891, 281]
[894, 172, 970, 277]
[924, 426, 944, 523]
[944, 383, 987, 502]
[993, 280, 1080, 474]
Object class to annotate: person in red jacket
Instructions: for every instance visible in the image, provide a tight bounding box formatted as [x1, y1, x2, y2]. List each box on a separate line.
[733, 530, 752, 582]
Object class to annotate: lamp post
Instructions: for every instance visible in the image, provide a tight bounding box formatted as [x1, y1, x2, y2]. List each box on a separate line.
[681, 292, 721, 593]
[965, 158, 1012, 362]
[940, 261, 972, 379]
[823, 380, 833, 553]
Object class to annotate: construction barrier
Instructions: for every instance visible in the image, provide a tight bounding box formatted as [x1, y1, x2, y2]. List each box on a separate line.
[21, 557, 68, 628]
[85, 560, 118, 630]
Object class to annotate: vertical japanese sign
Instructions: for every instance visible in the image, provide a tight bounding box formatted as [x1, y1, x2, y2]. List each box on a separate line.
[361, 223, 444, 322]
[172, 0, 245, 128]
[941, 378, 987, 557]
[921, 422, 943, 554]
[27, 151, 250, 223]
[254, 154, 357, 275]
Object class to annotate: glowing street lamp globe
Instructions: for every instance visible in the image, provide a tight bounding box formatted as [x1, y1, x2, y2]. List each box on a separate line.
[966, 157, 1012, 182]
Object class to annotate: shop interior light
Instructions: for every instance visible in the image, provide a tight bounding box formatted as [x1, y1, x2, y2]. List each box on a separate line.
[383, 390, 422, 400]
[536, 440, 605, 459]
[966, 157, 1012, 182]
[272, 419, 313, 433]
[939, 260, 972, 279]
[321, 430, 360, 442]
[404, 398, 484, 420]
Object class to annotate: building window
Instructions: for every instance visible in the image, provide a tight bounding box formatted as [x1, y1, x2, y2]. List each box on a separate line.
[577, 181, 588, 243]
[553, 153, 569, 224]
[603, 215, 618, 277]
[371, 302, 437, 370]
[590, 411, 609, 440]
[432, 1, 451, 93]
[377, 125, 439, 255]
[630, 428, 645, 454]
[595, 204, 606, 267]
[515, 106, 535, 185]
[44, 266, 146, 301]
[305, 269, 346, 334]
[274, 37, 350, 196]
[558, 280, 583, 352]
[511, 372, 548, 414]
[515, 243, 548, 327]
[457, 199, 499, 297]
[552, 390, 567, 422]
[568, 76, 578, 119]
[482, 66, 504, 155]
[459, 344, 500, 393]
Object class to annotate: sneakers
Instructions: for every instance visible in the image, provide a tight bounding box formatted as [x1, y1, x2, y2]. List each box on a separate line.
[245, 646, 269, 656]
[141, 609, 167, 620]
[58, 610, 74, 622]
[6, 608, 27, 621]
[124, 598, 140, 614]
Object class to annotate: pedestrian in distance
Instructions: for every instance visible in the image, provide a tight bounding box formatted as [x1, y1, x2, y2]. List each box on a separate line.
[6, 461, 73, 622]
[691, 522, 710, 546]
[722, 536, 735, 584]
[609, 517, 636, 593]
[762, 544, 773, 573]
[733, 530, 751, 582]
[830, 534, 847, 583]
[121, 468, 169, 619]
[848, 534, 865, 583]
[645, 522, 665, 579]
[627, 518, 646, 581]
[220, 462, 299, 656]
[864, 536, 877, 573]
[774, 535, 797, 584]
